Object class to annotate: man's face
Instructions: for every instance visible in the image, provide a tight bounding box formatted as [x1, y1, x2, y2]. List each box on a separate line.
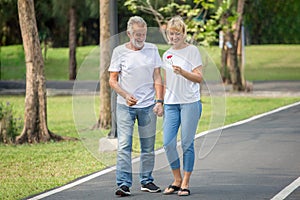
[128, 24, 147, 49]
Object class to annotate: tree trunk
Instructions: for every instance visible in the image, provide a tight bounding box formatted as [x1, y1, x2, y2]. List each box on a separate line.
[97, 0, 111, 129]
[220, 0, 245, 91]
[225, 31, 243, 91]
[221, 32, 231, 84]
[235, 0, 246, 89]
[230, 0, 245, 91]
[69, 6, 77, 80]
[16, 0, 76, 144]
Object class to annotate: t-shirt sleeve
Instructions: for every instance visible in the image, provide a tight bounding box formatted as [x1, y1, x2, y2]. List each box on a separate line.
[154, 46, 162, 68]
[190, 45, 202, 70]
[108, 47, 121, 72]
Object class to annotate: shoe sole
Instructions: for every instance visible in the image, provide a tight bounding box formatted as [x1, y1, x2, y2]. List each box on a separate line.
[141, 187, 161, 193]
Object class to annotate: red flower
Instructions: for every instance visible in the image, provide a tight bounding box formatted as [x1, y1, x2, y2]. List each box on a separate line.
[167, 55, 173, 59]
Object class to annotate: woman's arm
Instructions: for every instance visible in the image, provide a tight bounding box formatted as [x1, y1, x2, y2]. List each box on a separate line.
[172, 65, 203, 83]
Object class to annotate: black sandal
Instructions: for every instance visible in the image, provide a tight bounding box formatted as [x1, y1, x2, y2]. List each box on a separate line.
[178, 188, 190, 196]
[163, 185, 180, 195]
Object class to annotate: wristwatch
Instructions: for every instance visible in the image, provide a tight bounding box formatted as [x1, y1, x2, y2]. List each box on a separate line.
[155, 99, 164, 104]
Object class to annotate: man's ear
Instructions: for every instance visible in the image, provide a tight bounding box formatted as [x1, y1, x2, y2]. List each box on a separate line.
[127, 31, 131, 38]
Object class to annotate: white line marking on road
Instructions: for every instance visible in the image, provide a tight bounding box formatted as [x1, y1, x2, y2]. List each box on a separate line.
[28, 101, 300, 199]
[270, 177, 300, 200]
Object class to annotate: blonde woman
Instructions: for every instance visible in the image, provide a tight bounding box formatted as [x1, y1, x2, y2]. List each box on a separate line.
[162, 16, 203, 196]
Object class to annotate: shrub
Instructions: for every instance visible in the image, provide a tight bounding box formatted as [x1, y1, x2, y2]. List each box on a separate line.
[0, 102, 22, 144]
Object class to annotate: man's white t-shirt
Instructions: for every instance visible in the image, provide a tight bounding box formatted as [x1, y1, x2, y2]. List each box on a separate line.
[109, 42, 162, 108]
[162, 45, 202, 104]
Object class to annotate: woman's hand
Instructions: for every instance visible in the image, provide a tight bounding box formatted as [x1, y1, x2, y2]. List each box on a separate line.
[172, 65, 202, 83]
[172, 65, 182, 75]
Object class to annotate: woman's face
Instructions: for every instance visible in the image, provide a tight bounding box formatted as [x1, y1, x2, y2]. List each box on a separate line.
[168, 29, 184, 46]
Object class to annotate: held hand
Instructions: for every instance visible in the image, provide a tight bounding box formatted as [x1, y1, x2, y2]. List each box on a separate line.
[172, 65, 182, 75]
[125, 94, 138, 106]
[153, 103, 164, 117]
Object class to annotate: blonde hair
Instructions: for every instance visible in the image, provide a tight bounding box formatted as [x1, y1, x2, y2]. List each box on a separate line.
[166, 16, 187, 36]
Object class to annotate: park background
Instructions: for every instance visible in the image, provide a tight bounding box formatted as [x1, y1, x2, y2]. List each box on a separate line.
[0, 0, 300, 199]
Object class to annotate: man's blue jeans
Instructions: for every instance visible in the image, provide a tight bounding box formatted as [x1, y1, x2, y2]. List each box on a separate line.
[163, 101, 202, 172]
[116, 104, 157, 187]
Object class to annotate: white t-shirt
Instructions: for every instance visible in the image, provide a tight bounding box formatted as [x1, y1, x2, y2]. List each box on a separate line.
[162, 45, 202, 104]
[109, 42, 162, 108]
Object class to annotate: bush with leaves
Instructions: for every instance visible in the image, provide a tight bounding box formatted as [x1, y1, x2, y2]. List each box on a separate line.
[125, 0, 220, 46]
[0, 102, 22, 144]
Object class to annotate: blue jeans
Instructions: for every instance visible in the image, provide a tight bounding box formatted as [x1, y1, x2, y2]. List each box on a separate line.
[163, 101, 202, 172]
[116, 104, 157, 187]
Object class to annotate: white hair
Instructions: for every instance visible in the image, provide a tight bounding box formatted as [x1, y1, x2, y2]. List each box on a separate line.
[127, 16, 147, 34]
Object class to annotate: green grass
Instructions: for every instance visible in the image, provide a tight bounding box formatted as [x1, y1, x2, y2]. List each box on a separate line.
[0, 95, 299, 199]
[203, 44, 300, 81]
[1, 45, 300, 81]
[0, 45, 95, 80]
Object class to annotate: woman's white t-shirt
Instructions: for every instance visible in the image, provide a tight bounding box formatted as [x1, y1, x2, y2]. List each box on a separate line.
[109, 42, 162, 108]
[162, 45, 202, 104]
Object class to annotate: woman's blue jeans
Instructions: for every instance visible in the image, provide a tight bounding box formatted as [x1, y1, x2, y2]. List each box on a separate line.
[116, 104, 157, 187]
[163, 101, 202, 172]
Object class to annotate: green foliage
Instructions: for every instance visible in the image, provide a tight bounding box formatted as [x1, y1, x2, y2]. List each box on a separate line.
[0, 101, 22, 144]
[124, 0, 220, 46]
[244, 0, 300, 44]
[214, 0, 239, 34]
[0, 0, 20, 45]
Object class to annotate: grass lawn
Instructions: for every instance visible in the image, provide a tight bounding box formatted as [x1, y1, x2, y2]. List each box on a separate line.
[1, 45, 300, 81]
[0, 45, 95, 80]
[0, 95, 300, 199]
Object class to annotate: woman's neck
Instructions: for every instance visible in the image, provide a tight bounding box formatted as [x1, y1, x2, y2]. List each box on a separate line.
[172, 42, 188, 50]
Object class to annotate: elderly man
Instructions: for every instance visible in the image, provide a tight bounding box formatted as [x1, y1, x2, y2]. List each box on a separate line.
[109, 16, 163, 197]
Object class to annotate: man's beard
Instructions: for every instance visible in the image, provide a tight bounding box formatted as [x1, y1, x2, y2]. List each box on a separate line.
[131, 38, 145, 49]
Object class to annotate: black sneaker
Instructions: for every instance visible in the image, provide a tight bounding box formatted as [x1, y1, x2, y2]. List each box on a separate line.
[141, 182, 161, 193]
[115, 185, 131, 197]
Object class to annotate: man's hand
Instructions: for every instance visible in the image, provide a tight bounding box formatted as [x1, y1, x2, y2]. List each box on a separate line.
[153, 103, 164, 117]
[125, 94, 138, 106]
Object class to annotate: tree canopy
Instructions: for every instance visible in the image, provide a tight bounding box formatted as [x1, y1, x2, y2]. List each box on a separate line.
[1, 0, 300, 47]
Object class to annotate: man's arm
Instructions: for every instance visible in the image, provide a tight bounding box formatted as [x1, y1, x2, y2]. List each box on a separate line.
[109, 72, 138, 106]
[153, 67, 163, 101]
[153, 67, 164, 116]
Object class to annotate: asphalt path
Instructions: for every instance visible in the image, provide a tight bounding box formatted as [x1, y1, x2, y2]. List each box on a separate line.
[27, 102, 300, 200]
[1, 80, 300, 97]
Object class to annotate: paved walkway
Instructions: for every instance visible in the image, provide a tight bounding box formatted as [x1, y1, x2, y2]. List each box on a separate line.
[26, 102, 300, 200]
[1, 80, 300, 97]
